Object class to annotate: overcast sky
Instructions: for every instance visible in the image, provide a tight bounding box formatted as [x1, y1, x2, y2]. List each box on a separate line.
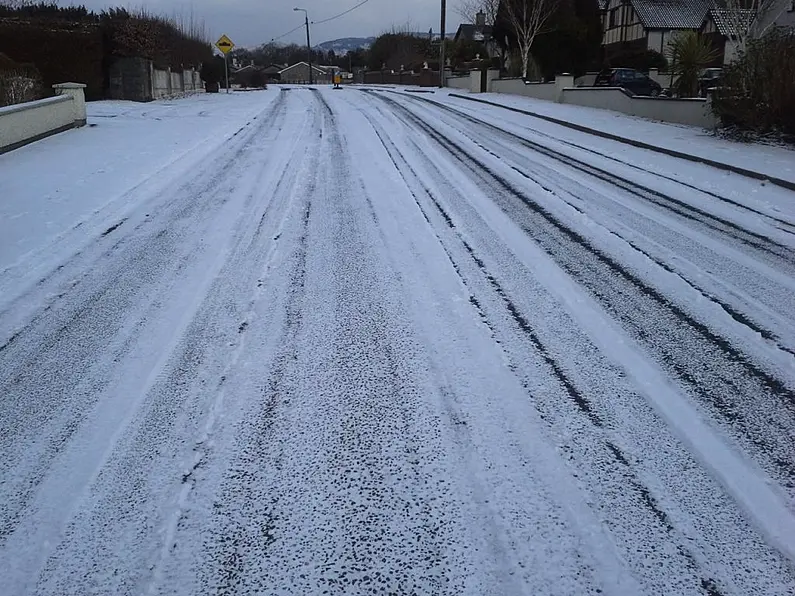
[75, 0, 466, 48]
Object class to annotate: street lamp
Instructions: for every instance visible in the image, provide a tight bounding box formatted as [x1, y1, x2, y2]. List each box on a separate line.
[293, 7, 313, 85]
[439, 0, 446, 88]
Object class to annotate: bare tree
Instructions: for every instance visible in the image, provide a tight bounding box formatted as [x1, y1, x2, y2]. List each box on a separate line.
[718, 0, 790, 56]
[500, 0, 560, 79]
[455, 0, 500, 26]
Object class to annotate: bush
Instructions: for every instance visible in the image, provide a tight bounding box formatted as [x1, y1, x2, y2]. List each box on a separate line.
[0, 3, 212, 100]
[667, 31, 718, 97]
[0, 17, 105, 99]
[606, 48, 667, 72]
[200, 56, 225, 84]
[712, 28, 795, 138]
[0, 51, 43, 106]
[367, 33, 432, 71]
[249, 69, 266, 88]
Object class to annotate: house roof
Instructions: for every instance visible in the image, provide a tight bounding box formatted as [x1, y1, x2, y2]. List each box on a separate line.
[455, 23, 493, 42]
[231, 64, 260, 73]
[279, 61, 328, 75]
[631, 0, 712, 29]
[706, 7, 755, 37]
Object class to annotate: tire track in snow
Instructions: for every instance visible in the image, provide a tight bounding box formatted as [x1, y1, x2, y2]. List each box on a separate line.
[440, 93, 795, 234]
[0, 92, 288, 331]
[464, 124, 795, 358]
[0, 90, 290, 354]
[355, 90, 795, 591]
[392, 91, 795, 264]
[391, 92, 795, 333]
[394, 92, 795, 350]
[357, 101, 739, 596]
[0, 91, 297, 594]
[370, 91, 795, 493]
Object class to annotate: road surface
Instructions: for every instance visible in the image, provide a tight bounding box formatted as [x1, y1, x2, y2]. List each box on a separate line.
[1, 87, 794, 595]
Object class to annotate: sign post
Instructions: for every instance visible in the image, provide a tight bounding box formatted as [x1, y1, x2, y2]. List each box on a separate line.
[215, 34, 235, 93]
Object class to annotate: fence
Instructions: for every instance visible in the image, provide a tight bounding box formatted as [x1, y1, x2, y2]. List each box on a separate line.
[110, 57, 202, 101]
[0, 82, 86, 154]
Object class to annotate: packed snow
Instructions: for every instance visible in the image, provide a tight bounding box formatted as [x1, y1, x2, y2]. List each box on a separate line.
[1, 87, 794, 595]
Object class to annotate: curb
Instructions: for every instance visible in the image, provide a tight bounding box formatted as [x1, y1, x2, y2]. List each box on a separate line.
[449, 93, 795, 193]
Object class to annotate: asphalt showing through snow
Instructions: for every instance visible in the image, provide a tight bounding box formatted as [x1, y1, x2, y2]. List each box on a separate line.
[1, 87, 794, 595]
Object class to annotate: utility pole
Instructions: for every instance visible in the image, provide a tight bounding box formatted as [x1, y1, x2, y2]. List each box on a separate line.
[294, 7, 313, 84]
[439, 0, 446, 88]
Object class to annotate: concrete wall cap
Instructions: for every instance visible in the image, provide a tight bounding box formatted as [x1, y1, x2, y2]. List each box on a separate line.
[52, 82, 87, 89]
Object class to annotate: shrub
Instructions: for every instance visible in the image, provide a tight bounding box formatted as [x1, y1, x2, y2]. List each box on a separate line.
[249, 69, 266, 88]
[200, 56, 225, 84]
[712, 28, 795, 138]
[0, 52, 42, 106]
[667, 31, 718, 97]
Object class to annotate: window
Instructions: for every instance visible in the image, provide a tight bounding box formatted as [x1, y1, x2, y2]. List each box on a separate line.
[609, 8, 618, 28]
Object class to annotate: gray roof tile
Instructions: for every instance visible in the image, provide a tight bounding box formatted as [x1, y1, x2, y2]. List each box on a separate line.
[708, 7, 755, 37]
[631, 0, 712, 29]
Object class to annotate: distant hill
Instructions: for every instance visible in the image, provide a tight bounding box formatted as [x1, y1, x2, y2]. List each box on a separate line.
[316, 37, 376, 55]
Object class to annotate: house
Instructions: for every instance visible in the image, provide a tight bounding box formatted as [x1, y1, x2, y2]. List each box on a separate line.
[700, 8, 754, 63]
[701, 0, 794, 64]
[278, 62, 332, 84]
[262, 64, 285, 82]
[454, 11, 499, 58]
[230, 64, 265, 87]
[601, 0, 713, 59]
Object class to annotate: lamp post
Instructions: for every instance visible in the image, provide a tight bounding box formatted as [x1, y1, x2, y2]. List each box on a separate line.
[294, 7, 313, 85]
[439, 0, 447, 88]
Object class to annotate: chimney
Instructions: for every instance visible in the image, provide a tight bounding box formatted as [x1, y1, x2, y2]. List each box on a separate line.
[476, 11, 486, 27]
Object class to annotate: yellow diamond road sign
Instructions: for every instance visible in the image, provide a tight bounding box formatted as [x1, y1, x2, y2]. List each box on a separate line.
[215, 34, 235, 54]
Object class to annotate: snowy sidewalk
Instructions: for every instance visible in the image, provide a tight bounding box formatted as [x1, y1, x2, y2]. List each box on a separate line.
[439, 89, 795, 189]
[0, 90, 277, 276]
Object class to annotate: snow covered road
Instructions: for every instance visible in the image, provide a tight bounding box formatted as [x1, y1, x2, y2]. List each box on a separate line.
[1, 87, 794, 595]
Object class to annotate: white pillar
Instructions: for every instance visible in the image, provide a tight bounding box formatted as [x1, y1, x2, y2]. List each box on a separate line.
[52, 82, 87, 127]
[469, 70, 482, 93]
[486, 68, 500, 93]
[555, 73, 575, 103]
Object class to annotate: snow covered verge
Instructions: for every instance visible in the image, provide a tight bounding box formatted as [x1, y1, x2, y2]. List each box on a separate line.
[0, 90, 277, 308]
[436, 89, 795, 187]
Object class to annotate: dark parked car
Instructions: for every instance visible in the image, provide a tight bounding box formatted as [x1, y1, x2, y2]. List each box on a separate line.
[594, 68, 662, 97]
[698, 68, 723, 96]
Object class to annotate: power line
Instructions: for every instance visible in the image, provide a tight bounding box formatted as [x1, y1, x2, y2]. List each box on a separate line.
[312, 0, 372, 25]
[269, 0, 373, 44]
[270, 22, 305, 42]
